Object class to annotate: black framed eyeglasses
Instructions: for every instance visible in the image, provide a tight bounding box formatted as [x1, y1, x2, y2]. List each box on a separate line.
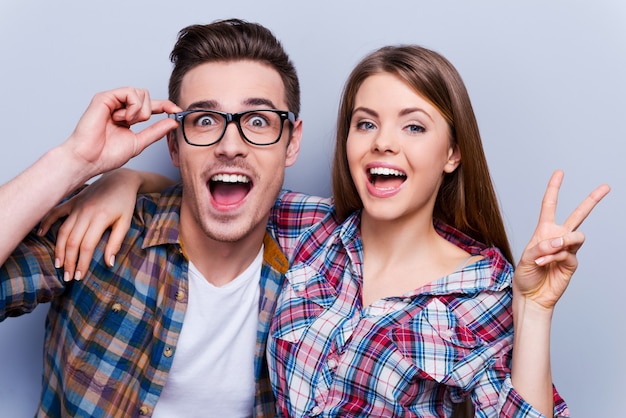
[169, 109, 295, 146]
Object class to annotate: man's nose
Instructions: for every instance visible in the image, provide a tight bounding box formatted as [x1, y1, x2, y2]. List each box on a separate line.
[213, 121, 249, 157]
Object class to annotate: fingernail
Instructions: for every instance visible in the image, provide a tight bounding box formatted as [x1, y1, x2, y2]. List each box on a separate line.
[74, 271, 82, 281]
[109, 255, 115, 267]
[534, 257, 545, 265]
[63, 271, 70, 282]
[551, 237, 564, 248]
[37, 228, 43, 236]
[55, 259, 61, 269]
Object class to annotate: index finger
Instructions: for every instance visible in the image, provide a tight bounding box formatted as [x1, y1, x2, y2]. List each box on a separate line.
[152, 99, 183, 115]
[537, 170, 564, 226]
[111, 99, 182, 124]
[563, 183, 611, 231]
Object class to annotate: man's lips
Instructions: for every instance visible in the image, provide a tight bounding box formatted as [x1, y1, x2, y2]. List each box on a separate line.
[209, 173, 252, 207]
[211, 173, 251, 184]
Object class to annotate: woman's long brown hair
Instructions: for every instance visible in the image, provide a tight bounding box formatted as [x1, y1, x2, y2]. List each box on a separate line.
[332, 45, 513, 263]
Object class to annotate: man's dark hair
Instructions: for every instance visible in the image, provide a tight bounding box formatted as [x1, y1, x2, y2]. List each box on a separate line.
[168, 18, 300, 117]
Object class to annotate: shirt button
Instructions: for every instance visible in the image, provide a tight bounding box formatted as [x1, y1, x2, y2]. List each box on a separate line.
[164, 347, 174, 357]
[327, 358, 338, 369]
[402, 297, 412, 303]
[138, 405, 149, 415]
[310, 405, 322, 416]
[175, 290, 185, 301]
[111, 303, 122, 313]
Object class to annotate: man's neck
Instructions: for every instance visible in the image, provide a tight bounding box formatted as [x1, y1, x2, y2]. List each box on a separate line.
[179, 213, 267, 287]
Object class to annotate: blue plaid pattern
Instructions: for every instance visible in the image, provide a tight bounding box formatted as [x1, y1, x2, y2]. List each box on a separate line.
[0, 185, 333, 417]
[268, 210, 569, 417]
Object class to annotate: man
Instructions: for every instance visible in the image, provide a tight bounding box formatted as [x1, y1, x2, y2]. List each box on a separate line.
[0, 19, 329, 417]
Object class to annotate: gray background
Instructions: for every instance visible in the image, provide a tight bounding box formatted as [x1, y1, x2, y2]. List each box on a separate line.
[1, 0, 623, 416]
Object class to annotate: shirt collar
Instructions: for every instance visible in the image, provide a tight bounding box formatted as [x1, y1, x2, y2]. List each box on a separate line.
[336, 211, 513, 295]
[142, 183, 184, 249]
[141, 184, 289, 274]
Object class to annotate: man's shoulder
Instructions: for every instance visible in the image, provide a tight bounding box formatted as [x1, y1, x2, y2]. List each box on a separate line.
[134, 184, 182, 220]
[131, 184, 182, 249]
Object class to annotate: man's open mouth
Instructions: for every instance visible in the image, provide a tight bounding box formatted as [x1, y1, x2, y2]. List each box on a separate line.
[209, 173, 252, 206]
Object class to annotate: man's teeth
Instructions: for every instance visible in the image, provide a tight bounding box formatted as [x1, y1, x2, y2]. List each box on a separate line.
[211, 174, 250, 183]
[369, 167, 405, 176]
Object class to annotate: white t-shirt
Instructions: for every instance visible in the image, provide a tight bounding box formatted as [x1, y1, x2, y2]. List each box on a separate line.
[153, 247, 263, 417]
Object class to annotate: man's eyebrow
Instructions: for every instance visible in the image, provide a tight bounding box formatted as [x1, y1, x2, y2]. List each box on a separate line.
[186, 100, 218, 110]
[243, 97, 277, 109]
[185, 98, 279, 111]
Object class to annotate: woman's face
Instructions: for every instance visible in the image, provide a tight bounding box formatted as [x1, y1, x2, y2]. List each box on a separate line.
[346, 72, 460, 224]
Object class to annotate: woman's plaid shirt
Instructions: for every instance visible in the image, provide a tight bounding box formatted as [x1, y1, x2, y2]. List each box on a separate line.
[268, 211, 569, 418]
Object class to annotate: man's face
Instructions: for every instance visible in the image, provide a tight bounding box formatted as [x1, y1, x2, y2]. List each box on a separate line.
[169, 60, 302, 245]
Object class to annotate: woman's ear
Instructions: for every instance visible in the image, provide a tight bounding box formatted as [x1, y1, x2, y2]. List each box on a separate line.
[444, 144, 461, 174]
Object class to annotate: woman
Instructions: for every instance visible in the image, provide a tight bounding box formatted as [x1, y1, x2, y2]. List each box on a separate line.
[42, 46, 608, 416]
[265, 45, 587, 417]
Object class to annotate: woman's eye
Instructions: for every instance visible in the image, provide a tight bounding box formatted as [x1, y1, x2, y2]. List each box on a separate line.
[407, 124, 425, 134]
[356, 121, 376, 131]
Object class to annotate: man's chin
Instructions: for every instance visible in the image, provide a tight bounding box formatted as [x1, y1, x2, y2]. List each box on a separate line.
[201, 220, 259, 244]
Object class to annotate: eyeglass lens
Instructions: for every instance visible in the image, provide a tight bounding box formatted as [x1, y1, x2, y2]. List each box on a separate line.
[183, 110, 284, 145]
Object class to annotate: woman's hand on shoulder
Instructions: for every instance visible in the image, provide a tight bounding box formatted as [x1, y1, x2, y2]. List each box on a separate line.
[38, 168, 174, 282]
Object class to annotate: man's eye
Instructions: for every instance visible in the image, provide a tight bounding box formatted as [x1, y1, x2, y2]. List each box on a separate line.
[249, 115, 269, 128]
[196, 115, 217, 127]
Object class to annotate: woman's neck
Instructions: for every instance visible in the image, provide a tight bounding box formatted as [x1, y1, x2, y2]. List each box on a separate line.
[360, 210, 439, 264]
[359, 211, 470, 307]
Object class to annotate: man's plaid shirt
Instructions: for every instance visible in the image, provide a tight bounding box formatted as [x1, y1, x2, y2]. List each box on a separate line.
[0, 185, 332, 417]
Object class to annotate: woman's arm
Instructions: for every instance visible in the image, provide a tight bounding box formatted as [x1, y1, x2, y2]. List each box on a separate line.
[510, 170, 609, 416]
[38, 168, 175, 281]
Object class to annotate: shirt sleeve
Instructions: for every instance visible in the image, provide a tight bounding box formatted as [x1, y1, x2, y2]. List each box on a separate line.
[268, 191, 335, 259]
[0, 226, 65, 322]
[496, 377, 569, 417]
[459, 290, 569, 418]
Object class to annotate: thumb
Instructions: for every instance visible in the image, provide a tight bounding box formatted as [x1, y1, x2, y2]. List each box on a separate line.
[133, 118, 179, 156]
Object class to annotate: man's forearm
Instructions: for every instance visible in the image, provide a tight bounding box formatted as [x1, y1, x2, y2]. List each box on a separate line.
[0, 145, 94, 264]
[0, 88, 181, 266]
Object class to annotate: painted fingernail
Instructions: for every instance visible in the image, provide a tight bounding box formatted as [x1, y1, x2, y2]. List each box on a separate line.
[534, 257, 545, 265]
[109, 255, 115, 267]
[37, 228, 43, 236]
[551, 237, 564, 248]
[63, 271, 70, 282]
[74, 271, 82, 281]
[55, 259, 61, 269]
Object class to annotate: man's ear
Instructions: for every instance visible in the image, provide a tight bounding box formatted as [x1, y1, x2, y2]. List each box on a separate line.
[285, 119, 302, 167]
[444, 143, 461, 174]
[167, 131, 181, 168]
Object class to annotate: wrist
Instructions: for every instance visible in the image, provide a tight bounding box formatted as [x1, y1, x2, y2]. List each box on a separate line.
[513, 288, 555, 319]
[45, 145, 98, 191]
